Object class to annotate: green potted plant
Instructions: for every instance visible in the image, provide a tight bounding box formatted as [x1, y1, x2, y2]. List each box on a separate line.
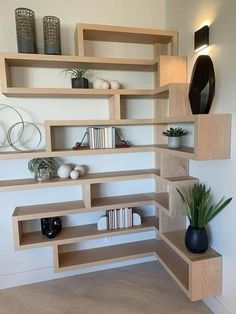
[63, 66, 91, 88]
[28, 158, 57, 182]
[177, 183, 232, 253]
[162, 127, 187, 149]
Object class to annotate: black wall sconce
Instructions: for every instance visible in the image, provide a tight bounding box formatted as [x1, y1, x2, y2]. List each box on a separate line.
[194, 25, 209, 52]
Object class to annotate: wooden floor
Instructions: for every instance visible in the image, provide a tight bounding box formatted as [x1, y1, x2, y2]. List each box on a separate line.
[0, 262, 212, 314]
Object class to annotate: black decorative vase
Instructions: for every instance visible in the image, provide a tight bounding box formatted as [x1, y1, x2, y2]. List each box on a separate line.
[185, 225, 208, 254]
[43, 16, 61, 55]
[41, 217, 62, 239]
[189, 55, 215, 114]
[71, 77, 89, 88]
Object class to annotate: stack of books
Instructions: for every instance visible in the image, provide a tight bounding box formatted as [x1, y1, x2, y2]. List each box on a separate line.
[107, 208, 133, 230]
[88, 127, 116, 149]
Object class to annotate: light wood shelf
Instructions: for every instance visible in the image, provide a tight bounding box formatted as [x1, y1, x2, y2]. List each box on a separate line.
[0, 169, 198, 192]
[15, 216, 159, 249]
[55, 239, 159, 271]
[2, 22, 228, 302]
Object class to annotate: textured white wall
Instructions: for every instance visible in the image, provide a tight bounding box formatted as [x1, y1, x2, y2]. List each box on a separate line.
[166, 1, 236, 313]
[0, 0, 166, 288]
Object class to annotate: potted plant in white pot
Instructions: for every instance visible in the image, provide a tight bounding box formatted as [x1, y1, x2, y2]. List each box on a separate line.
[28, 157, 57, 182]
[162, 127, 188, 149]
[63, 66, 91, 88]
[177, 183, 232, 254]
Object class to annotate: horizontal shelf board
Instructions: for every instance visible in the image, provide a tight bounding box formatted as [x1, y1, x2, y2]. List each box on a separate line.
[162, 230, 221, 264]
[91, 192, 169, 211]
[156, 239, 189, 291]
[0, 169, 160, 192]
[2, 85, 173, 98]
[79, 23, 177, 44]
[0, 145, 195, 160]
[13, 192, 169, 221]
[46, 119, 158, 126]
[13, 200, 86, 221]
[154, 145, 195, 159]
[1, 53, 157, 71]
[57, 239, 159, 271]
[18, 216, 159, 249]
[0, 145, 153, 160]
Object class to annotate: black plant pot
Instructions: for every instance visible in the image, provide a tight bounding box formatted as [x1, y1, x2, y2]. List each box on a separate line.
[185, 225, 208, 254]
[188, 55, 215, 114]
[71, 77, 89, 88]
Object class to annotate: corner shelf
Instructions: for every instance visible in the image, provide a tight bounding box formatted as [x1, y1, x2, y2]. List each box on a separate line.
[0, 22, 229, 302]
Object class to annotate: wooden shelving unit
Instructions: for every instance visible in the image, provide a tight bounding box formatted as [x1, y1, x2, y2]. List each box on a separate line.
[0, 23, 230, 301]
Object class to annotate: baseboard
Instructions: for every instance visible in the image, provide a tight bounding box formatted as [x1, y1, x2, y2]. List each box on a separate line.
[204, 297, 232, 314]
[0, 255, 156, 289]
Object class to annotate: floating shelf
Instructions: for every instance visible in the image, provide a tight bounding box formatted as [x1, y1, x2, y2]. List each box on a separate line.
[55, 239, 159, 271]
[15, 216, 159, 249]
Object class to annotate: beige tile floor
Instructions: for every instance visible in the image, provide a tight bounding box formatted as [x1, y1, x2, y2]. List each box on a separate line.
[0, 261, 212, 314]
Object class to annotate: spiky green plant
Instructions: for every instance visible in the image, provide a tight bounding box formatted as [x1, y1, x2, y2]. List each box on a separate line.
[177, 183, 232, 228]
[28, 158, 57, 176]
[162, 127, 187, 137]
[63, 66, 91, 79]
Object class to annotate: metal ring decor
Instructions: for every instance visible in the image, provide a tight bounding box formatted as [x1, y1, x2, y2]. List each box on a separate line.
[7, 121, 42, 152]
[0, 104, 24, 148]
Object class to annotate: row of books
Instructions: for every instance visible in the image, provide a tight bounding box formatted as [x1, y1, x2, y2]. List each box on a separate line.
[87, 127, 116, 149]
[108, 208, 133, 230]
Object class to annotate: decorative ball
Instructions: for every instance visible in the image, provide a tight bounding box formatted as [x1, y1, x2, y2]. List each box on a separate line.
[57, 164, 72, 179]
[93, 78, 104, 89]
[100, 81, 110, 89]
[74, 165, 86, 176]
[70, 170, 80, 180]
[110, 80, 120, 89]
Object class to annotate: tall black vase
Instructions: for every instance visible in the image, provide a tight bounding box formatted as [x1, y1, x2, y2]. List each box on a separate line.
[188, 55, 215, 114]
[185, 225, 208, 254]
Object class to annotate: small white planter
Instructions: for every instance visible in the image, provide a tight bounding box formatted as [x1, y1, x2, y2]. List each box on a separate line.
[168, 136, 181, 149]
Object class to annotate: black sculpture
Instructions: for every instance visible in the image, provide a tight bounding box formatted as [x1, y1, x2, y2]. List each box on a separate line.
[41, 217, 62, 239]
[189, 55, 215, 114]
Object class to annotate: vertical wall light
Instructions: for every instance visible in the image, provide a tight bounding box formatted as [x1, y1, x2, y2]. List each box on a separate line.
[194, 25, 209, 52]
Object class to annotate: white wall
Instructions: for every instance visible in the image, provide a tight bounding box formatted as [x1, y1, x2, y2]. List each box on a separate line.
[0, 0, 166, 288]
[166, 1, 236, 313]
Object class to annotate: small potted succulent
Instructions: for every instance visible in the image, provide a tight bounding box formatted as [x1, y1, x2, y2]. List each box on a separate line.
[28, 157, 57, 182]
[177, 183, 232, 253]
[63, 66, 91, 88]
[162, 127, 188, 149]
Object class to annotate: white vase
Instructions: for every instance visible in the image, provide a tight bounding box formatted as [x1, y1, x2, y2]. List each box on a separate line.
[168, 136, 181, 149]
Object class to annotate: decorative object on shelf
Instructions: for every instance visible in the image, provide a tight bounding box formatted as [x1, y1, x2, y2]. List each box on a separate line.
[92, 78, 121, 89]
[57, 164, 72, 179]
[43, 16, 61, 55]
[0, 104, 43, 152]
[70, 170, 79, 180]
[63, 67, 91, 88]
[41, 217, 62, 239]
[74, 165, 87, 176]
[110, 80, 120, 89]
[97, 216, 108, 231]
[162, 127, 187, 149]
[194, 25, 209, 52]
[28, 158, 57, 182]
[15, 8, 37, 53]
[189, 55, 215, 114]
[132, 213, 141, 226]
[177, 183, 232, 254]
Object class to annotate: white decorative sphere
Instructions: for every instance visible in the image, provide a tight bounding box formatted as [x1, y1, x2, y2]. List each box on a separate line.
[100, 80, 110, 89]
[57, 164, 72, 179]
[110, 80, 120, 89]
[93, 78, 104, 89]
[74, 165, 86, 176]
[70, 170, 80, 180]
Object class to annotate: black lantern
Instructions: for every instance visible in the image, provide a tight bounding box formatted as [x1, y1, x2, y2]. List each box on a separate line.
[43, 16, 61, 55]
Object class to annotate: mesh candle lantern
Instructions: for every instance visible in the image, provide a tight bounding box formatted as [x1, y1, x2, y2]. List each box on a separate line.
[43, 16, 61, 55]
[15, 8, 37, 53]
